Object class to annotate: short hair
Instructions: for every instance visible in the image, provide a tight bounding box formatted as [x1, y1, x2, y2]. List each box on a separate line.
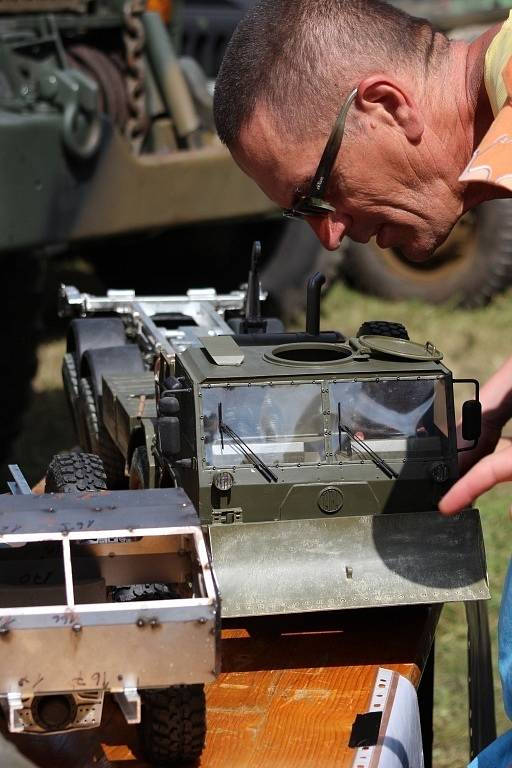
[214, 0, 446, 147]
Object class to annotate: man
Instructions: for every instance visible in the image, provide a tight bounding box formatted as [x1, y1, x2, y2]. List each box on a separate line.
[213, 2, 512, 764]
[213, 0, 512, 526]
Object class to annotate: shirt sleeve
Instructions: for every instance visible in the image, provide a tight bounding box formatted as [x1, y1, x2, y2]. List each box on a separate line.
[459, 56, 512, 192]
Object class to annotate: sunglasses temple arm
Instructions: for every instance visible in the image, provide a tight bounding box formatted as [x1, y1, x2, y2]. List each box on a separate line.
[308, 87, 358, 198]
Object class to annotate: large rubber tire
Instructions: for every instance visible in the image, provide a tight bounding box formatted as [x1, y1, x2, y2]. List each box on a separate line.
[343, 199, 512, 307]
[77, 377, 127, 489]
[357, 321, 409, 340]
[45, 452, 107, 493]
[79, 377, 99, 454]
[141, 685, 206, 766]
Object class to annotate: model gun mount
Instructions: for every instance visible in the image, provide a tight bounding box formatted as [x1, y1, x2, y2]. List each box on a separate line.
[0, 464, 218, 762]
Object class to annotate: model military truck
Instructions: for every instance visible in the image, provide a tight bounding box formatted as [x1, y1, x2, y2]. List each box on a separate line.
[58, 254, 489, 620]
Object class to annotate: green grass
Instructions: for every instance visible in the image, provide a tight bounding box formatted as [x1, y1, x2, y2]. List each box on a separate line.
[8, 278, 512, 767]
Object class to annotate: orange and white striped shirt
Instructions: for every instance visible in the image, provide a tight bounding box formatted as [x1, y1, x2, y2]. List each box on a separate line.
[460, 11, 512, 191]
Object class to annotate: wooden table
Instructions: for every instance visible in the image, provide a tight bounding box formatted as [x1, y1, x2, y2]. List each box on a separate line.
[4, 605, 439, 768]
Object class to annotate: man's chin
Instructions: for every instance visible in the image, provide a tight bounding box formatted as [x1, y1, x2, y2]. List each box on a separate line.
[393, 229, 450, 263]
[396, 243, 436, 262]
[376, 222, 454, 262]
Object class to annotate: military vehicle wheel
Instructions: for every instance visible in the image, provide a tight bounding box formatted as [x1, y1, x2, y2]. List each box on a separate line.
[76, 377, 126, 489]
[45, 453, 107, 493]
[357, 321, 409, 340]
[343, 199, 512, 307]
[140, 685, 206, 766]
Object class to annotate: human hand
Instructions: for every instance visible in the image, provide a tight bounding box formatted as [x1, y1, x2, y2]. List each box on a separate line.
[439, 439, 512, 514]
[439, 356, 512, 515]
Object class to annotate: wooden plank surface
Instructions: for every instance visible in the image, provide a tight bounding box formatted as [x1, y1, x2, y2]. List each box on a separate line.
[3, 606, 439, 768]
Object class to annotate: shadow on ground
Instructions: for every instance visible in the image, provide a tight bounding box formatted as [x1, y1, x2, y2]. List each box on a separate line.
[1, 388, 75, 489]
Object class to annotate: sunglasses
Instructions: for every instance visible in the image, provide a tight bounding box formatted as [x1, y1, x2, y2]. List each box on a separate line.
[283, 87, 358, 220]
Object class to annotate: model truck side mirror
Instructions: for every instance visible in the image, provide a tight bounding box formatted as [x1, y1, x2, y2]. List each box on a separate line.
[454, 379, 481, 452]
[462, 400, 482, 443]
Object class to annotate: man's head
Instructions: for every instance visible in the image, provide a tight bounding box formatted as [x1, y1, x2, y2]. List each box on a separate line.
[214, 0, 473, 261]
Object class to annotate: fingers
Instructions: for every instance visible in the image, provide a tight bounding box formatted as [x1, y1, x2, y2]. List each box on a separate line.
[439, 444, 512, 515]
[457, 424, 502, 475]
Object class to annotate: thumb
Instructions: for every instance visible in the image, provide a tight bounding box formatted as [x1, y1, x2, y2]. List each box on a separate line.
[439, 444, 512, 515]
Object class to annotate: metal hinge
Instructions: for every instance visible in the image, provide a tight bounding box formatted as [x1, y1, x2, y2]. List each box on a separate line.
[211, 508, 243, 525]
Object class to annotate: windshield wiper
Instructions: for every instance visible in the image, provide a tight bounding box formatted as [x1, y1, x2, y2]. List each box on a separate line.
[337, 403, 398, 480]
[218, 404, 278, 483]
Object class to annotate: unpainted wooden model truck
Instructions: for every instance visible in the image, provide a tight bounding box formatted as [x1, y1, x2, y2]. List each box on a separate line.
[0, 469, 218, 765]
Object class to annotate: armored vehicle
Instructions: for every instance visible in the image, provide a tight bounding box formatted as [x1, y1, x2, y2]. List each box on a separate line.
[0, 464, 218, 764]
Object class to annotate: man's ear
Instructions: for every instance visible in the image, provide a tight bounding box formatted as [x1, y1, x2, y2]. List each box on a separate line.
[357, 75, 424, 143]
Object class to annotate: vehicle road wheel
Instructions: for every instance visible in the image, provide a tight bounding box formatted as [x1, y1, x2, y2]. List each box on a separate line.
[343, 199, 512, 307]
[141, 685, 206, 766]
[78, 377, 126, 489]
[357, 321, 409, 340]
[45, 452, 107, 493]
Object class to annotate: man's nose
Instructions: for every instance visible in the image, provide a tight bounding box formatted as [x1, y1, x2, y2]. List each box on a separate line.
[307, 215, 350, 250]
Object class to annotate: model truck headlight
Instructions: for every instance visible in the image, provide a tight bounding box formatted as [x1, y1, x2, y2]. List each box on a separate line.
[213, 471, 234, 492]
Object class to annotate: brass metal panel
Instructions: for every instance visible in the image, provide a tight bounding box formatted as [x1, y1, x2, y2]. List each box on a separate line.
[0, 617, 216, 695]
[209, 510, 489, 618]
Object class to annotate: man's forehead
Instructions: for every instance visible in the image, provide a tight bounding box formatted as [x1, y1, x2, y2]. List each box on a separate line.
[234, 104, 320, 207]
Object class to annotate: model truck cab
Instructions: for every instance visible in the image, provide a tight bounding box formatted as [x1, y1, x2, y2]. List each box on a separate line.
[170, 336, 458, 527]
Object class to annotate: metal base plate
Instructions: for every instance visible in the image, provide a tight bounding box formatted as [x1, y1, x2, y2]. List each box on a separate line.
[209, 510, 489, 618]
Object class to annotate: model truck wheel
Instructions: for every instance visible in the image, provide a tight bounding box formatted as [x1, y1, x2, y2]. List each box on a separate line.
[356, 321, 409, 339]
[77, 378, 126, 489]
[141, 685, 207, 766]
[45, 453, 107, 492]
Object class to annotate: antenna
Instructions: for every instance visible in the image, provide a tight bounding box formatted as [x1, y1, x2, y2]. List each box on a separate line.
[240, 241, 267, 334]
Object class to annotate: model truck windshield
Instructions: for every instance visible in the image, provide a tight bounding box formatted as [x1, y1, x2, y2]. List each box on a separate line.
[201, 383, 324, 466]
[331, 378, 449, 460]
[200, 377, 450, 468]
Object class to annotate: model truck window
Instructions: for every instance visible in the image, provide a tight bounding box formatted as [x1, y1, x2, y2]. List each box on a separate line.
[201, 383, 325, 466]
[331, 377, 450, 460]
